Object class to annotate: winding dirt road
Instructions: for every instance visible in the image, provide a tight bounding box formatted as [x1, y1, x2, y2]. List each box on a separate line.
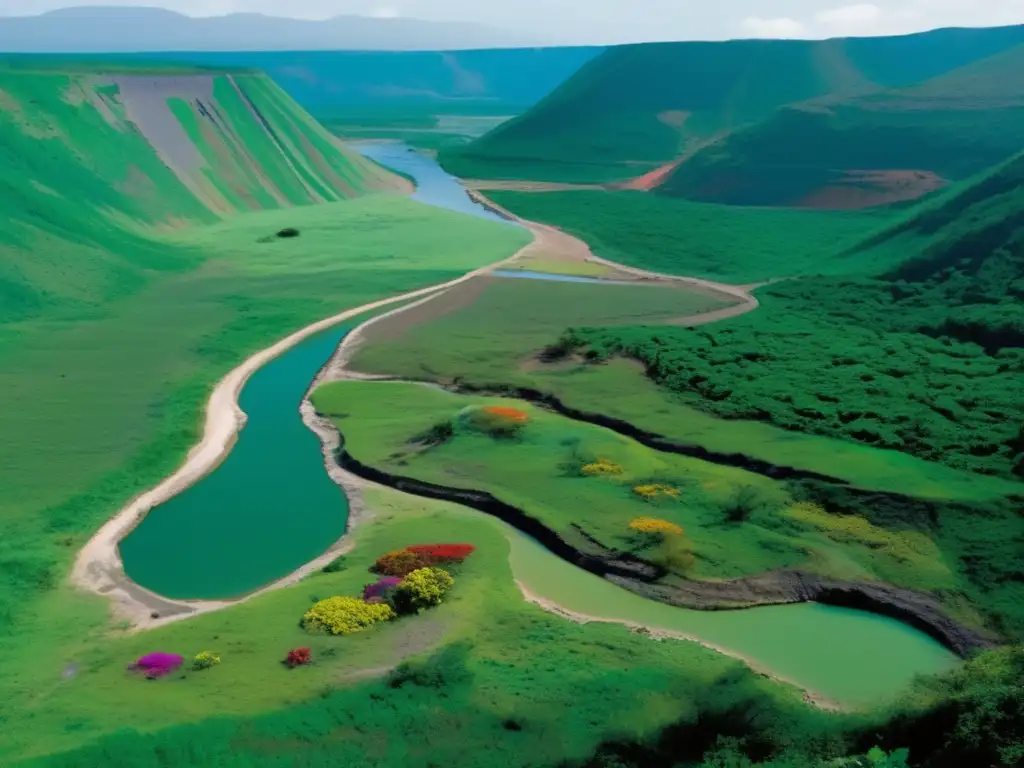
[71, 191, 759, 630]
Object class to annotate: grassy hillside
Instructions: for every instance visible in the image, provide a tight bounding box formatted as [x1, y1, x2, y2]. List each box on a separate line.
[0, 61, 536, 764]
[440, 25, 1024, 184]
[0, 63, 404, 324]
[661, 44, 1024, 206]
[563, 153, 1024, 482]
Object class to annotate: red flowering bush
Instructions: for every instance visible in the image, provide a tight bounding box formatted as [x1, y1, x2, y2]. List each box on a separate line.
[372, 549, 433, 577]
[285, 648, 312, 668]
[406, 544, 476, 564]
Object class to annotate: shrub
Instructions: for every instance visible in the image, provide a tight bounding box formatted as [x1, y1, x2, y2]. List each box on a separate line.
[629, 517, 684, 536]
[721, 485, 781, 523]
[632, 484, 681, 501]
[129, 653, 183, 679]
[392, 567, 454, 615]
[373, 549, 432, 577]
[285, 648, 312, 668]
[192, 651, 221, 671]
[362, 576, 402, 603]
[406, 543, 476, 563]
[321, 555, 346, 574]
[459, 405, 529, 438]
[581, 458, 623, 476]
[302, 596, 396, 635]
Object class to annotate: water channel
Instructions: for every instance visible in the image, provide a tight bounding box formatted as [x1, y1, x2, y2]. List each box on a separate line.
[119, 141, 959, 705]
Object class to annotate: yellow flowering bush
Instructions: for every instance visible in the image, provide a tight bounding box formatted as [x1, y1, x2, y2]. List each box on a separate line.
[632, 484, 681, 501]
[581, 458, 623, 477]
[303, 596, 396, 635]
[393, 567, 454, 614]
[193, 651, 221, 670]
[629, 517, 684, 536]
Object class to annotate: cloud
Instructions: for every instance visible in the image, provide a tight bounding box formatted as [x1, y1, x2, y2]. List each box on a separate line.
[369, 6, 400, 18]
[741, 16, 809, 39]
[816, 4, 882, 26]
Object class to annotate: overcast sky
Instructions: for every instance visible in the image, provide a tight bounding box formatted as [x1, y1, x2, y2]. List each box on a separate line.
[2, 1, 1023, 44]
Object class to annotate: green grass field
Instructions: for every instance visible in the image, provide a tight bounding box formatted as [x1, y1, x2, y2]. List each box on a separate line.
[6, 486, 836, 765]
[484, 190, 897, 282]
[440, 27, 1024, 183]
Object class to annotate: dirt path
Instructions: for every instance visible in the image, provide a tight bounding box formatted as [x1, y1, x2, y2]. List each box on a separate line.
[72, 187, 759, 630]
[70, 243, 533, 630]
[513, 578, 843, 711]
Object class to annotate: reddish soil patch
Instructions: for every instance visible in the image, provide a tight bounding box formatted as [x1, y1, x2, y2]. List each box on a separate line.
[799, 169, 948, 210]
[617, 158, 684, 191]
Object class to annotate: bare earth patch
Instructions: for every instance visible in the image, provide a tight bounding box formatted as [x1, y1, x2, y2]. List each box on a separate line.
[799, 169, 948, 210]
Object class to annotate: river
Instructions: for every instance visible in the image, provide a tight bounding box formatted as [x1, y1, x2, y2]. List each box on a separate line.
[119, 141, 959, 706]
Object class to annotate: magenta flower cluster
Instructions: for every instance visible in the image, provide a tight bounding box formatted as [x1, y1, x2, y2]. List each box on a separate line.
[129, 652, 184, 678]
[362, 576, 402, 603]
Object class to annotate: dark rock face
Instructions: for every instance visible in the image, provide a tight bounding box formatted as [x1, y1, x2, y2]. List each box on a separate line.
[332, 433, 997, 659]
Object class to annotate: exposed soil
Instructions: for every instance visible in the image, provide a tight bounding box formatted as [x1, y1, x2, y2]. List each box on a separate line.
[799, 169, 948, 210]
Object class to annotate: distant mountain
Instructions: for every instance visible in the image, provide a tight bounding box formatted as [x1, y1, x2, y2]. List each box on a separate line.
[0, 6, 541, 52]
[659, 43, 1024, 207]
[440, 24, 1024, 184]
[111, 48, 603, 110]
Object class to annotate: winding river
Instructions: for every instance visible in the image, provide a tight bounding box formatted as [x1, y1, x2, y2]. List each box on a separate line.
[119, 141, 959, 706]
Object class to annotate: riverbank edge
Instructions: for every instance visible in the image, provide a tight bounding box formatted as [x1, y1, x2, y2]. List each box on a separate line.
[68, 248, 534, 630]
[327, 429, 994, 659]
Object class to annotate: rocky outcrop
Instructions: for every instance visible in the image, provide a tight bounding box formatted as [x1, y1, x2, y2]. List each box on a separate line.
[332, 435, 998, 659]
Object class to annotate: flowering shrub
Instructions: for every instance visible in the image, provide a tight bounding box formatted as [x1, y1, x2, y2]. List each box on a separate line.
[406, 543, 476, 564]
[392, 567, 454, 615]
[633, 484, 680, 501]
[629, 517, 684, 536]
[285, 648, 312, 668]
[303, 596, 396, 635]
[458, 405, 529, 438]
[130, 652, 183, 679]
[373, 549, 432, 577]
[193, 651, 221, 671]
[363, 576, 402, 603]
[581, 458, 623, 476]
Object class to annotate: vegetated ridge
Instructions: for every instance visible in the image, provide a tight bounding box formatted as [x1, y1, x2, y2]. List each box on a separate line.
[0, 6, 542, 52]
[441, 24, 1024, 184]
[562, 151, 1024, 482]
[661, 42, 1024, 207]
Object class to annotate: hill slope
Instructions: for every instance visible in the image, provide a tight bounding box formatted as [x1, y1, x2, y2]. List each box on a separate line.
[0, 62, 403, 323]
[0, 6, 539, 52]
[661, 44, 1024, 207]
[441, 25, 1024, 184]
[563, 152, 1024, 480]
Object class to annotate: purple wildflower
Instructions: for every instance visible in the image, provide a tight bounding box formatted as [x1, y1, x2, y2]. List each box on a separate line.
[362, 576, 402, 602]
[130, 652, 184, 678]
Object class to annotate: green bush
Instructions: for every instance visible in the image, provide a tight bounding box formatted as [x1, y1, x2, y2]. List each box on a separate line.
[392, 567, 454, 615]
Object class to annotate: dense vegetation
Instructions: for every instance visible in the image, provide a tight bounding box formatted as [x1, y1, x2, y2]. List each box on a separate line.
[485, 190, 896, 282]
[561, 151, 1024, 480]
[661, 44, 1024, 206]
[441, 25, 1024, 183]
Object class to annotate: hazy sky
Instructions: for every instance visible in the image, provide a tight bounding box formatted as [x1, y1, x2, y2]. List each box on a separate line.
[2, 0, 1023, 44]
